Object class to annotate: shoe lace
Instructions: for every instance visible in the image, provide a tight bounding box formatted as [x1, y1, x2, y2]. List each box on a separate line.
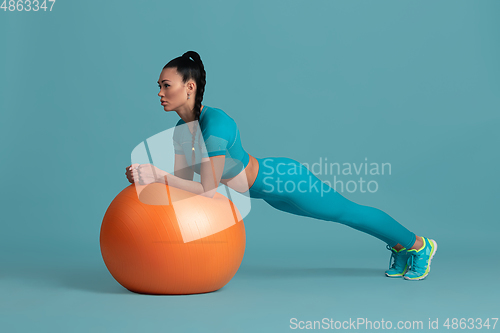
[407, 251, 426, 273]
[386, 245, 407, 270]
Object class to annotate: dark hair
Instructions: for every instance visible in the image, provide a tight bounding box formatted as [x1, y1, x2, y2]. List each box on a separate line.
[164, 51, 207, 164]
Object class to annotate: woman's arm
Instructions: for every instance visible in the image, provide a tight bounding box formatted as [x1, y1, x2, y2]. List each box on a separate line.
[174, 153, 194, 181]
[162, 155, 226, 199]
[131, 154, 225, 199]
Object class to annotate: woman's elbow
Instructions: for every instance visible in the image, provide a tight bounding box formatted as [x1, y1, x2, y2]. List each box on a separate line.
[201, 187, 218, 199]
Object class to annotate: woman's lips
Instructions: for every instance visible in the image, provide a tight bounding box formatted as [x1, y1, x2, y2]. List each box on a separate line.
[161, 102, 167, 105]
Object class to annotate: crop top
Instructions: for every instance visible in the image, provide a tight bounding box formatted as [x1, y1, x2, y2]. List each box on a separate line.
[172, 105, 250, 179]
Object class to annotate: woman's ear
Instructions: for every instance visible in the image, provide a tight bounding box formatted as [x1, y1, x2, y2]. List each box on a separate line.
[186, 80, 196, 95]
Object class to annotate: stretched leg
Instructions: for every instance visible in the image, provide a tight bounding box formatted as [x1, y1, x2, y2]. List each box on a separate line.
[263, 197, 398, 247]
[250, 157, 416, 249]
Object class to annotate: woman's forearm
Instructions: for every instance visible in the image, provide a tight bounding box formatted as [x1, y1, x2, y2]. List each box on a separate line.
[158, 170, 211, 197]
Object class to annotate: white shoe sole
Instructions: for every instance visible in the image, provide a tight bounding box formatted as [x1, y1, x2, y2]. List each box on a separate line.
[404, 238, 438, 280]
[385, 273, 404, 278]
[385, 266, 409, 278]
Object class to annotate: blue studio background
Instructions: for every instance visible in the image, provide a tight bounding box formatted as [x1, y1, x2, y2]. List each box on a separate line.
[1, 0, 499, 332]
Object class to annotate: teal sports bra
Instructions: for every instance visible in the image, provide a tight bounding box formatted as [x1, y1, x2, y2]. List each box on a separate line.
[172, 105, 250, 179]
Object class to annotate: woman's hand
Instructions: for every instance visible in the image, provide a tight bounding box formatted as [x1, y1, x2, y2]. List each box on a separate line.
[125, 163, 140, 184]
[125, 163, 169, 185]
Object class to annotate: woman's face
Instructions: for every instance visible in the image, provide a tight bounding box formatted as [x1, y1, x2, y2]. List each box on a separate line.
[157, 67, 195, 112]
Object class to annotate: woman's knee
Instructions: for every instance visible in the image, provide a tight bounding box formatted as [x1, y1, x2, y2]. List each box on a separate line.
[332, 202, 370, 227]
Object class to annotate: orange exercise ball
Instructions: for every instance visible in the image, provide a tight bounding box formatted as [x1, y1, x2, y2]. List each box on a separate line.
[100, 183, 246, 295]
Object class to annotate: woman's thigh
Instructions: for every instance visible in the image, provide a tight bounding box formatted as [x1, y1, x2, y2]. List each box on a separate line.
[256, 157, 356, 222]
[262, 197, 313, 218]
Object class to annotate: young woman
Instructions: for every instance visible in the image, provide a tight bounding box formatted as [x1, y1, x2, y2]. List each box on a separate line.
[125, 51, 437, 281]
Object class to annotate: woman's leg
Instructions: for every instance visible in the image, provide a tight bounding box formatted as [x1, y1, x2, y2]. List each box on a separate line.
[251, 157, 416, 250]
[263, 197, 399, 247]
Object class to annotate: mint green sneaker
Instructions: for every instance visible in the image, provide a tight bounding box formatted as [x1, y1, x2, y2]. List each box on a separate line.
[385, 245, 410, 278]
[404, 237, 438, 281]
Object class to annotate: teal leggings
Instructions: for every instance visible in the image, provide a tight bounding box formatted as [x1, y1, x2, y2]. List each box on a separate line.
[248, 157, 416, 250]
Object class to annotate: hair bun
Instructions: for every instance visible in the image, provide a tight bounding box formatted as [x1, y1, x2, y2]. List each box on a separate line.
[182, 51, 202, 67]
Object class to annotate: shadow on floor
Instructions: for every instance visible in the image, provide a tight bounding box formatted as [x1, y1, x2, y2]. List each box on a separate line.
[1, 261, 383, 297]
[238, 265, 381, 279]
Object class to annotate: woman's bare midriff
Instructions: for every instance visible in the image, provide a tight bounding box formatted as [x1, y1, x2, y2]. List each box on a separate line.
[220, 154, 260, 193]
